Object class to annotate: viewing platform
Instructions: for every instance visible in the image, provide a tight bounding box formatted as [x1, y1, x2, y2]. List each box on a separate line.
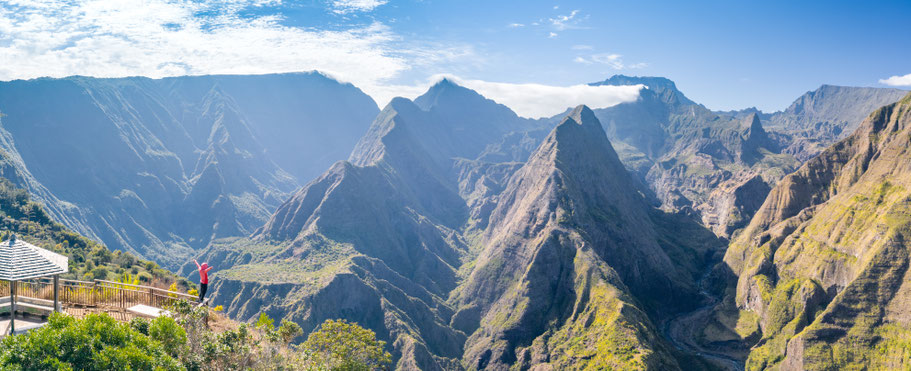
[0, 236, 199, 335]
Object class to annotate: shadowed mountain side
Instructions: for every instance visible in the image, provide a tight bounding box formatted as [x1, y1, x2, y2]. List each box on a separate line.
[0, 73, 378, 268]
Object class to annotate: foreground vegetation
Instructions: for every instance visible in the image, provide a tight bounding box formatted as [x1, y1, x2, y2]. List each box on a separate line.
[0, 301, 391, 370]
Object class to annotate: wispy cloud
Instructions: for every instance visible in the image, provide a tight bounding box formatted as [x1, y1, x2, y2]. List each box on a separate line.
[548, 32, 558, 38]
[573, 56, 592, 64]
[574, 53, 646, 70]
[549, 9, 581, 30]
[331, 0, 388, 14]
[880, 73, 911, 86]
[508, 23, 525, 28]
[571, 44, 593, 50]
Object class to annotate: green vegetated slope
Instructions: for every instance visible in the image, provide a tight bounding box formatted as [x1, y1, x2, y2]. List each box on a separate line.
[0, 177, 188, 287]
[190, 81, 723, 370]
[723, 93, 911, 370]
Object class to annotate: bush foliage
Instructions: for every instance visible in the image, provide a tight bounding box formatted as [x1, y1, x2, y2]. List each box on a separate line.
[0, 301, 391, 370]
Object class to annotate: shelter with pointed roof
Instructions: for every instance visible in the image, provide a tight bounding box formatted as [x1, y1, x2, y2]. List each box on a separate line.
[0, 234, 68, 334]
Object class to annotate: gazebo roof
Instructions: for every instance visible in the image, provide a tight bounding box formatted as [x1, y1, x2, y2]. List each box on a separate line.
[0, 236, 68, 281]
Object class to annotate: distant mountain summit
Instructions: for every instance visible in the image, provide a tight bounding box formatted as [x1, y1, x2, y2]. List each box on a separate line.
[592, 74, 697, 106]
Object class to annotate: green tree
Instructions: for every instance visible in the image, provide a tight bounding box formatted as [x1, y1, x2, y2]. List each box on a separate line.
[301, 319, 391, 370]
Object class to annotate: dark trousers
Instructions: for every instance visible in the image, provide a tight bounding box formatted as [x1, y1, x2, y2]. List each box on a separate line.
[199, 283, 208, 302]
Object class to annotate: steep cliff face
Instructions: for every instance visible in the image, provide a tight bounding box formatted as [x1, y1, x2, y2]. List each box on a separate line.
[0, 73, 378, 267]
[453, 106, 713, 370]
[723, 93, 911, 369]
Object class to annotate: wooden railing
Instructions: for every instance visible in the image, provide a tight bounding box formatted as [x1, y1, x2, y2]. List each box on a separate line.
[0, 278, 198, 310]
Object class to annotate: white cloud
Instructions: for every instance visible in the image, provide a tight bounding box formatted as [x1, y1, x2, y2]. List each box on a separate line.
[573, 56, 592, 64]
[508, 23, 524, 28]
[548, 32, 558, 38]
[0, 0, 445, 105]
[571, 44, 593, 50]
[390, 75, 644, 118]
[550, 9, 580, 30]
[331, 0, 388, 14]
[880, 73, 911, 86]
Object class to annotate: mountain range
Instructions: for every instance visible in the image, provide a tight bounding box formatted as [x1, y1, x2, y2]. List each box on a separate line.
[1, 72, 908, 370]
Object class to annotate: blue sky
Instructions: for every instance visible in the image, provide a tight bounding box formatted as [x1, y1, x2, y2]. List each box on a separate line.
[1, 0, 909, 116]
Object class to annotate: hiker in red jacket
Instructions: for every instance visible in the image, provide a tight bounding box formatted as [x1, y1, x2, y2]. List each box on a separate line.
[194, 259, 213, 302]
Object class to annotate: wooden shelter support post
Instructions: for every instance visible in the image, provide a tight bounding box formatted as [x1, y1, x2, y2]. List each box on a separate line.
[53, 275, 60, 312]
[9, 280, 15, 335]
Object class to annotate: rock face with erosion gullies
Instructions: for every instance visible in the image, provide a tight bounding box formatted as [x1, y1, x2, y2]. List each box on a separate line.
[0, 73, 378, 268]
[722, 93, 911, 369]
[191, 80, 723, 369]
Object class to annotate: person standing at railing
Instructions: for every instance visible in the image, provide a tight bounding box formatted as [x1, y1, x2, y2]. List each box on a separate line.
[193, 259, 214, 303]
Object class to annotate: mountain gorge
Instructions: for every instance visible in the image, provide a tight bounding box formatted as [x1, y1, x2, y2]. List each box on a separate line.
[0, 73, 378, 268]
[188, 78, 733, 369]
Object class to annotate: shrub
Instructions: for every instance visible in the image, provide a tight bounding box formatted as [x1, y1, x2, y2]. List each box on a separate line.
[302, 319, 391, 370]
[0, 312, 181, 370]
[150, 317, 187, 358]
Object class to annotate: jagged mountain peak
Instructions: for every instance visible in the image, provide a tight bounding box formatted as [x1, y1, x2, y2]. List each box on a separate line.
[556, 104, 601, 132]
[742, 112, 765, 135]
